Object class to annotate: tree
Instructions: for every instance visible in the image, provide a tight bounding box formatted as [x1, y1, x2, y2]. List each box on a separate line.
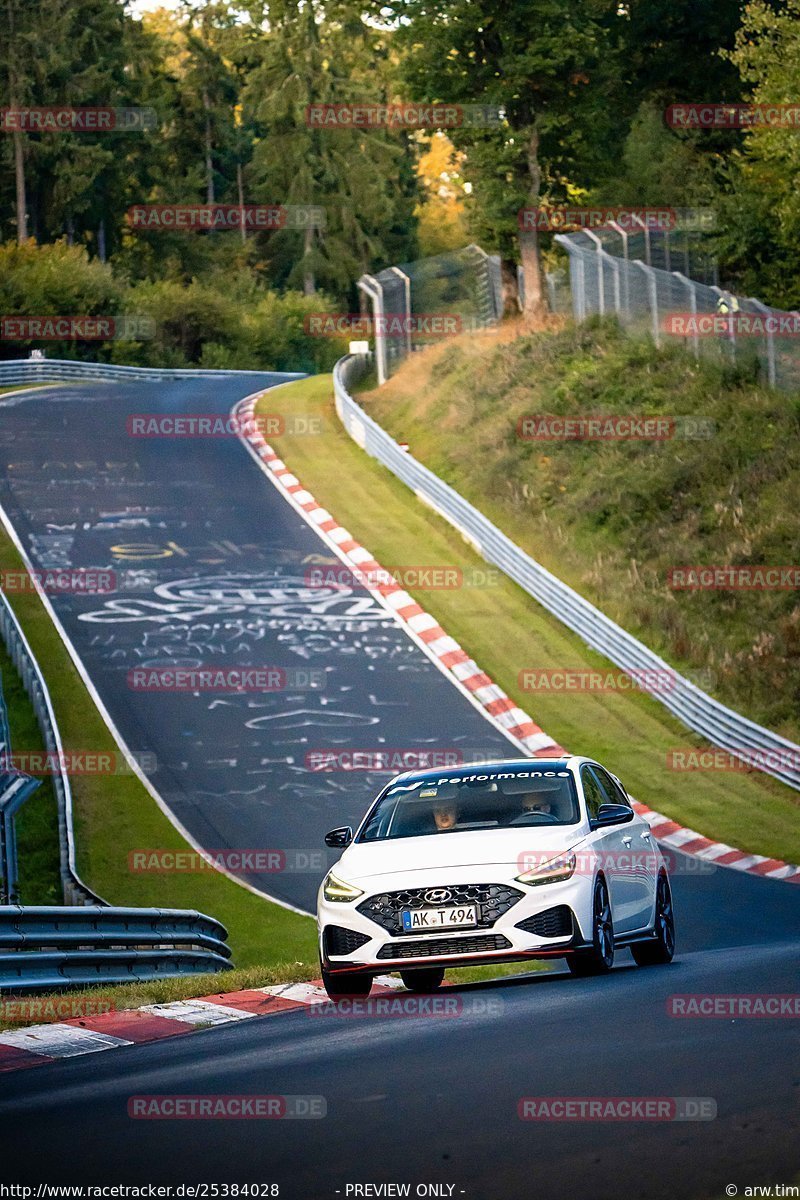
[0, 0, 72, 242]
[386, 0, 616, 318]
[242, 0, 418, 299]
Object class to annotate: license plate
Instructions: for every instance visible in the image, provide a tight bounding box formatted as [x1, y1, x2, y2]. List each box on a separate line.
[401, 905, 478, 931]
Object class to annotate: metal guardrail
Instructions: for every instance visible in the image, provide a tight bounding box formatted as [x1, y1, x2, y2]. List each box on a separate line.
[333, 354, 800, 792]
[0, 592, 102, 906]
[0, 358, 305, 386]
[0, 906, 231, 992]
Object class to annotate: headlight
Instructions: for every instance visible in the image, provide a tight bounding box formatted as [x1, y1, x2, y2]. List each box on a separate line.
[323, 871, 364, 902]
[515, 852, 576, 887]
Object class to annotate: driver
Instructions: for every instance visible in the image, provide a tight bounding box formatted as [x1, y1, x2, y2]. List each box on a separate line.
[521, 793, 554, 817]
[433, 801, 458, 831]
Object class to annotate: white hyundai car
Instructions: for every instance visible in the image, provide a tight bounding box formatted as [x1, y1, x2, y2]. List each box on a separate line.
[317, 756, 675, 996]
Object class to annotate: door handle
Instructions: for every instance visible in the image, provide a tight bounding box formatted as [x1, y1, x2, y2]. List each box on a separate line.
[622, 836, 632, 847]
[640, 832, 651, 841]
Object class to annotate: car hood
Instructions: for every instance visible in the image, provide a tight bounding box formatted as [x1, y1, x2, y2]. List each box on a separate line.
[334, 826, 588, 882]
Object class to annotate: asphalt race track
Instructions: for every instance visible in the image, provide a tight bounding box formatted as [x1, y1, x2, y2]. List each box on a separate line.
[0, 857, 798, 1198]
[0, 377, 513, 910]
[0, 378, 797, 1198]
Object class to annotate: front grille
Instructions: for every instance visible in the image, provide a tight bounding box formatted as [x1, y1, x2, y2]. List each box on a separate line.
[324, 925, 371, 957]
[515, 905, 574, 939]
[376, 933, 512, 961]
[357, 884, 524, 936]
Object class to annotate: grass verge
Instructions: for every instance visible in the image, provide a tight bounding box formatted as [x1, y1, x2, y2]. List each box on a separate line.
[255, 374, 800, 865]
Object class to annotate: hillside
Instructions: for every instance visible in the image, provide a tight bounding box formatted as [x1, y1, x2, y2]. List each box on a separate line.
[361, 319, 800, 742]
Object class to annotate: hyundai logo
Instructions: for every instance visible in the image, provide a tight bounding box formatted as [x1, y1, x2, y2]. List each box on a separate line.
[424, 887, 453, 904]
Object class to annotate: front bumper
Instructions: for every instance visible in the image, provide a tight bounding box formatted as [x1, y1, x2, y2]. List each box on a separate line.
[318, 866, 595, 974]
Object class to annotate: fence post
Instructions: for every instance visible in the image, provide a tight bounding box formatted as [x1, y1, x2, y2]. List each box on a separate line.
[747, 297, 776, 387]
[609, 222, 631, 314]
[584, 230, 605, 315]
[388, 265, 413, 355]
[710, 285, 737, 362]
[357, 275, 388, 385]
[633, 261, 660, 346]
[672, 271, 700, 360]
[631, 213, 651, 266]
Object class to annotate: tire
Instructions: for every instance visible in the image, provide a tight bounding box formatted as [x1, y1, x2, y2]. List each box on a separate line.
[320, 963, 373, 998]
[631, 873, 675, 966]
[400, 967, 445, 993]
[568, 875, 615, 976]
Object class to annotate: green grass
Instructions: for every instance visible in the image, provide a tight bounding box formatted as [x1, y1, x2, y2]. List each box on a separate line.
[0, 384, 56, 396]
[256, 374, 800, 866]
[0, 525, 317, 969]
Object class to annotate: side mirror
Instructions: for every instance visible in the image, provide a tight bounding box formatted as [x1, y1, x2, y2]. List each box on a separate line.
[592, 803, 634, 829]
[324, 826, 353, 848]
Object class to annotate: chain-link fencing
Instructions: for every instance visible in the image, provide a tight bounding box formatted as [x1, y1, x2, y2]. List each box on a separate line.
[556, 223, 800, 392]
[357, 244, 503, 382]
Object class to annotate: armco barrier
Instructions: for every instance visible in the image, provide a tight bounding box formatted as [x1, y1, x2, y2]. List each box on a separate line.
[0, 590, 102, 906]
[0, 357, 304, 386]
[0, 906, 231, 992]
[333, 354, 800, 792]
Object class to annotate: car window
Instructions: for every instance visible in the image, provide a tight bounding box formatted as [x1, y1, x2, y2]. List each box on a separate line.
[591, 765, 631, 810]
[357, 768, 580, 842]
[580, 766, 607, 820]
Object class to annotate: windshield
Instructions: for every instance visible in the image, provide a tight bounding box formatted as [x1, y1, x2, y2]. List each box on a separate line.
[357, 768, 580, 842]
